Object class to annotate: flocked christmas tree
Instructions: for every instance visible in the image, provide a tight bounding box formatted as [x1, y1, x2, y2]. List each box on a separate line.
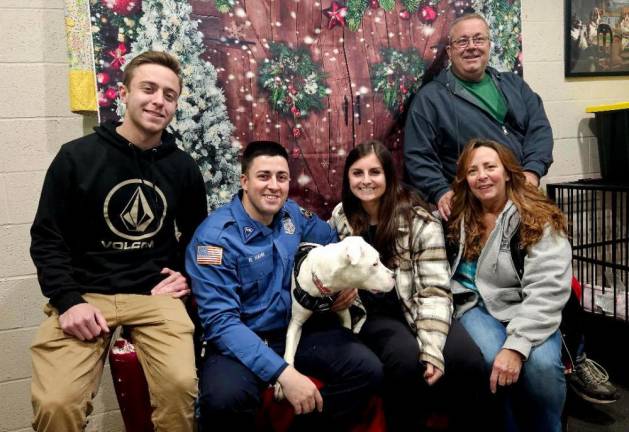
[124, 0, 239, 209]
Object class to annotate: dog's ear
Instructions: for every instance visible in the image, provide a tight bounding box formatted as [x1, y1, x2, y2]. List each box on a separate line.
[346, 242, 363, 266]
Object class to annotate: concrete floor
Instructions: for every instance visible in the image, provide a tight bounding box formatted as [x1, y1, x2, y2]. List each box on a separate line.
[567, 385, 629, 432]
[566, 314, 629, 432]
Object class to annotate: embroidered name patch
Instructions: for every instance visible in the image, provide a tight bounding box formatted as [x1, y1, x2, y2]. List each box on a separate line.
[197, 245, 223, 266]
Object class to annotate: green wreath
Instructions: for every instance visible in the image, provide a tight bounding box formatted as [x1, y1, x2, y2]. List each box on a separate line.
[258, 43, 328, 119]
[370, 48, 425, 114]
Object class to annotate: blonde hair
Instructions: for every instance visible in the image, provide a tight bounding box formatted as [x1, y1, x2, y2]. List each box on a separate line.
[122, 51, 183, 92]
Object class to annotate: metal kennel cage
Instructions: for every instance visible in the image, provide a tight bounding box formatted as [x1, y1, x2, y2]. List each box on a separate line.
[547, 180, 629, 322]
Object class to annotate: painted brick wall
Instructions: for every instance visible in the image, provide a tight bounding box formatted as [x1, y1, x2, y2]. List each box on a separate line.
[1, 0, 629, 431]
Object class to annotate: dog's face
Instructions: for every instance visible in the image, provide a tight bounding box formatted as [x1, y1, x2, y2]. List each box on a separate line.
[327, 236, 396, 294]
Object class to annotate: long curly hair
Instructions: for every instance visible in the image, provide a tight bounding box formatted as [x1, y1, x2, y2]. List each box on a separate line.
[447, 139, 567, 260]
[342, 140, 429, 268]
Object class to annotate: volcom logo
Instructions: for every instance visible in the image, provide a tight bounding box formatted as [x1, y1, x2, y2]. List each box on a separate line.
[121, 187, 155, 232]
[103, 179, 167, 241]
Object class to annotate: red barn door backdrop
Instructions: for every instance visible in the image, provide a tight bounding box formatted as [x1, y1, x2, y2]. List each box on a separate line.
[89, 0, 522, 216]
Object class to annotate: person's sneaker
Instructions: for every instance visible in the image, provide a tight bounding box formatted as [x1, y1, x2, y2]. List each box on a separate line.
[568, 357, 620, 404]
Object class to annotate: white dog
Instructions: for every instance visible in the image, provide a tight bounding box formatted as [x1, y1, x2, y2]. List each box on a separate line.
[274, 236, 396, 400]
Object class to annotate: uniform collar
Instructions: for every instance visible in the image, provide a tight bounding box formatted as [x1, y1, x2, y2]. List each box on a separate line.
[231, 191, 289, 243]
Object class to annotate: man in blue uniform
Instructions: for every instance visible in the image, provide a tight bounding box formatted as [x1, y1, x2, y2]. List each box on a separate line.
[186, 141, 383, 430]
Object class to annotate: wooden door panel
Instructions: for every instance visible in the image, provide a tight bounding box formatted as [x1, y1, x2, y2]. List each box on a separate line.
[191, 1, 454, 217]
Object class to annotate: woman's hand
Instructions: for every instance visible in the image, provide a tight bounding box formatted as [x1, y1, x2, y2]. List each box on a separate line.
[423, 362, 444, 386]
[490, 348, 523, 393]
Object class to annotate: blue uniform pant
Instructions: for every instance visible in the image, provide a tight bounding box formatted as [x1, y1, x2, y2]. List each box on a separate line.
[198, 315, 383, 431]
[459, 306, 566, 432]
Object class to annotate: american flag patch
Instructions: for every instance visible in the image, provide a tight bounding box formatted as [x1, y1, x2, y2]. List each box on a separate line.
[197, 245, 223, 266]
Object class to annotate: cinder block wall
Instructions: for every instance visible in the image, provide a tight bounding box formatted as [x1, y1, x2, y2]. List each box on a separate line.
[522, 2, 629, 185]
[1, 0, 629, 431]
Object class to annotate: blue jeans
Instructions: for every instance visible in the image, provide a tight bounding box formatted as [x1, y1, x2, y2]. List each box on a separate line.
[459, 306, 566, 432]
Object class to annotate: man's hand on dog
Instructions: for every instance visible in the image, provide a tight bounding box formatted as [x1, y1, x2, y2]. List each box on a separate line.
[423, 362, 444, 386]
[331, 288, 358, 311]
[277, 366, 323, 414]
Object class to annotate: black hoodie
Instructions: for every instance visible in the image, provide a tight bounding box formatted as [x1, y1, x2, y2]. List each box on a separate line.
[30, 122, 208, 313]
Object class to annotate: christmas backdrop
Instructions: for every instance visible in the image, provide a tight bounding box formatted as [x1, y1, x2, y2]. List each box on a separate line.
[88, 0, 522, 216]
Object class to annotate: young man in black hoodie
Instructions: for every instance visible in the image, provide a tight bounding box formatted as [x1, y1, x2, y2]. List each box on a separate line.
[30, 51, 207, 432]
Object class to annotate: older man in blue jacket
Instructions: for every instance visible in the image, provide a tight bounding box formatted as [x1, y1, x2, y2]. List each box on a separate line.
[404, 12, 553, 220]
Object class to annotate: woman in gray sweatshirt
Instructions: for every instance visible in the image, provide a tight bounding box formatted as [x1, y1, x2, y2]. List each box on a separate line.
[446, 139, 571, 432]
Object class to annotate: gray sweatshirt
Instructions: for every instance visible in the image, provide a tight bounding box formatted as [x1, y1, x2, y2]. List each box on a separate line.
[449, 201, 572, 359]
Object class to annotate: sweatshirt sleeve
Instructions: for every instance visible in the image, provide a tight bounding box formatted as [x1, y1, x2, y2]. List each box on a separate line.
[30, 148, 86, 313]
[403, 93, 452, 205]
[503, 227, 572, 359]
[175, 159, 208, 273]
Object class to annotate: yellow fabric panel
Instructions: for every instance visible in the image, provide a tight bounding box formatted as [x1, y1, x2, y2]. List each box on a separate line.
[69, 70, 97, 113]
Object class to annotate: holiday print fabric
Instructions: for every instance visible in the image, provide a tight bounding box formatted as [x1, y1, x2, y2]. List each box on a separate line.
[80, 0, 523, 215]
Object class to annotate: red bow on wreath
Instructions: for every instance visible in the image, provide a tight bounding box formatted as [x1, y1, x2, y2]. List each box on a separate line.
[108, 42, 128, 69]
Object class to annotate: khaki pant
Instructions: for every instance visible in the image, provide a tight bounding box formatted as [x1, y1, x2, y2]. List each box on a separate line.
[31, 293, 197, 432]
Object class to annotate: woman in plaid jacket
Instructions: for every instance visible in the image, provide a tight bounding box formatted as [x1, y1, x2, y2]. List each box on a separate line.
[328, 140, 493, 431]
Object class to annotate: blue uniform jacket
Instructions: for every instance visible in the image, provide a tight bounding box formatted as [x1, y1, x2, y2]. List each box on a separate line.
[186, 193, 338, 383]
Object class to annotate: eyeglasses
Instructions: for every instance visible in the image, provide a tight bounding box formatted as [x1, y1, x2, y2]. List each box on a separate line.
[450, 36, 490, 49]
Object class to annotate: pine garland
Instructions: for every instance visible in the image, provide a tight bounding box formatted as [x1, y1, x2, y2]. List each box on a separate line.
[90, 0, 142, 117]
[401, 0, 421, 13]
[379, 0, 395, 11]
[472, 0, 522, 72]
[346, 0, 441, 31]
[370, 48, 425, 115]
[214, 0, 235, 13]
[257, 43, 328, 118]
[347, 0, 369, 31]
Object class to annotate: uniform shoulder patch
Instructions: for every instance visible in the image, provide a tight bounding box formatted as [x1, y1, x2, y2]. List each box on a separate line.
[197, 245, 223, 266]
[299, 206, 313, 218]
[282, 215, 296, 234]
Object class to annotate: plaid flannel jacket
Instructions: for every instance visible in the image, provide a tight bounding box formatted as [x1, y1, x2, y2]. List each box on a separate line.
[328, 203, 453, 371]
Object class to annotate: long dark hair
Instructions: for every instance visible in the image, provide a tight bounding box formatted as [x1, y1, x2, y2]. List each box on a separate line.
[342, 140, 429, 267]
[448, 139, 567, 260]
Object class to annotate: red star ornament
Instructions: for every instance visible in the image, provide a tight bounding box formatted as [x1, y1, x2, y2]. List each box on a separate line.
[324, 1, 348, 29]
